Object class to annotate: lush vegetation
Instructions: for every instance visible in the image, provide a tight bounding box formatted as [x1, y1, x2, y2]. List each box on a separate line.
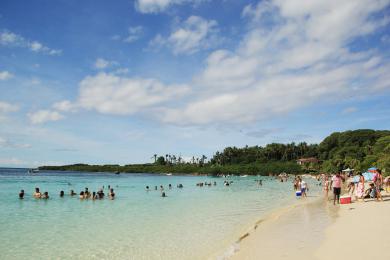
[40, 129, 390, 176]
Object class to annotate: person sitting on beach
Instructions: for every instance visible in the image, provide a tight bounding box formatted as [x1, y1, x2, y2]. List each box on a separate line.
[60, 190, 64, 197]
[79, 191, 85, 199]
[19, 189, 25, 199]
[33, 187, 41, 198]
[364, 183, 376, 199]
[161, 192, 167, 197]
[41, 192, 49, 199]
[108, 188, 115, 199]
[70, 190, 76, 196]
[330, 172, 344, 205]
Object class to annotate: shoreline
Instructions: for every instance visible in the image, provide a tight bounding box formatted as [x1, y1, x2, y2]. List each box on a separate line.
[227, 191, 390, 260]
[211, 193, 332, 260]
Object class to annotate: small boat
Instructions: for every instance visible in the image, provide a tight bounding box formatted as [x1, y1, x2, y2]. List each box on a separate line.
[114, 171, 120, 175]
[240, 175, 248, 177]
[166, 173, 172, 176]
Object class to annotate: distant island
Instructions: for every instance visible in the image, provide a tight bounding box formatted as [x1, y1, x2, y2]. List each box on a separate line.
[39, 129, 390, 176]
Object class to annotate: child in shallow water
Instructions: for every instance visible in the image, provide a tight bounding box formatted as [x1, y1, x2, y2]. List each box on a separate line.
[42, 192, 49, 199]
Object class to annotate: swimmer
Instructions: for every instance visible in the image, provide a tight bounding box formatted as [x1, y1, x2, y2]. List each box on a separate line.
[70, 190, 77, 196]
[19, 189, 25, 199]
[161, 192, 167, 197]
[146, 186, 150, 191]
[109, 188, 115, 199]
[33, 187, 41, 198]
[154, 186, 158, 190]
[42, 192, 49, 199]
[169, 184, 172, 189]
[79, 191, 85, 199]
[60, 190, 64, 197]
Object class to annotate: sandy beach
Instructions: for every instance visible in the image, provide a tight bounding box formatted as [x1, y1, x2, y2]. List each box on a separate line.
[230, 193, 390, 260]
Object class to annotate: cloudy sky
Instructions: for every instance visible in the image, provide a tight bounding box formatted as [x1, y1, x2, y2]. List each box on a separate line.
[1, 0, 390, 167]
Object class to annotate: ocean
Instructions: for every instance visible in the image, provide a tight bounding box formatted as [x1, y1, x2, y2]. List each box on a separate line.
[0, 168, 321, 259]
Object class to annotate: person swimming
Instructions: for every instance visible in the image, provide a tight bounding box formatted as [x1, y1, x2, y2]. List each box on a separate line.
[79, 191, 85, 199]
[70, 190, 77, 196]
[169, 184, 172, 189]
[33, 187, 41, 198]
[92, 191, 98, 200]
[108, 188, 115, 199]
[154, 186, 158, 190]
[60, 190, 64, 197]
[161, 192, 167, 197]
[41, 192, 49, 199]
[19, 189, 25, 199]
[97, 189, 105, 199]
[84, 188, 91, 198]
[146, 186, 150, 191]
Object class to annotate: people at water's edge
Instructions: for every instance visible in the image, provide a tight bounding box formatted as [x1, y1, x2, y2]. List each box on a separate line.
[330, 172, 344, 205]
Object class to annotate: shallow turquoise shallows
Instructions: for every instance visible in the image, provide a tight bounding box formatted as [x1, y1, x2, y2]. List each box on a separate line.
[0, 168, 320, 260]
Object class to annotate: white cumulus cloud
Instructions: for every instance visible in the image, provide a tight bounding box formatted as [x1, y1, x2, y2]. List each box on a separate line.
[150, 16, 220, 55]
[28, 110, 64, 124]
[0, 71, 13, 80]
[135, 0, 204, 13]
[0, 101, 19, 114]
[94, 58, 118, 69]
[76, 73, 190, 115]
[0, 30, 62, 55]
[124, 26, 144, 43]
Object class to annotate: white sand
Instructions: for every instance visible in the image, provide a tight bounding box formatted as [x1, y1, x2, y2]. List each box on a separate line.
[230, 194, 390, 260]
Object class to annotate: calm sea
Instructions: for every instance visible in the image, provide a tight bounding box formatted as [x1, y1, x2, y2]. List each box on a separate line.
[0, 168, 321, 259]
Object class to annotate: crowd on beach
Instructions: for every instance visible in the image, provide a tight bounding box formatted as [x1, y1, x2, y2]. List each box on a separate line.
[317, 168, 389, 205]
[18, 185, 116, 200]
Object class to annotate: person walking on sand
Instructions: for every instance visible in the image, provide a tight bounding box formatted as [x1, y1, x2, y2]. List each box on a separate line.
[373, 169, 383, 201]
[330, 172, 344, 205]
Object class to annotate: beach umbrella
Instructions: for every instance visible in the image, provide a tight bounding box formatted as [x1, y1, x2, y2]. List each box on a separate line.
[363, 172, 375, 181]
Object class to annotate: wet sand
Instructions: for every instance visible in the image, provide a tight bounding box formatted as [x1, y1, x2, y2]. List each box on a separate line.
[229, 193, 390, 260]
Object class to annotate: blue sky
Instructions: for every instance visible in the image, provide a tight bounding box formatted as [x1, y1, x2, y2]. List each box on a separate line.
[1, 0, 390, 167]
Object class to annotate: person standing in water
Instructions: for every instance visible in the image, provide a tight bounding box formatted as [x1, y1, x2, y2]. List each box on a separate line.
[301, 179, 308, 198]
[19, 190, 25, 199]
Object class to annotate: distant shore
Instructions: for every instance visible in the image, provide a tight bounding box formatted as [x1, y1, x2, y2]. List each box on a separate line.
[228, 192, 390, 260]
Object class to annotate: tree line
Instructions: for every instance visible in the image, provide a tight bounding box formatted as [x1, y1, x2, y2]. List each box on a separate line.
[40, 129, 390, 176]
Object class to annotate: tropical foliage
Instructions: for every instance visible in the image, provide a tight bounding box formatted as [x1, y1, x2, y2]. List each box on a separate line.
[40, 129, 390, 176]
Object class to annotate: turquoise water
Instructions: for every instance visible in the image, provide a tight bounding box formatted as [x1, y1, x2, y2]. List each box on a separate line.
[0, 168, 321, 260]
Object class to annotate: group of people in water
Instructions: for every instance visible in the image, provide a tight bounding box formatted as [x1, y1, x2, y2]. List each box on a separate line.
[18, 185, 116, 200]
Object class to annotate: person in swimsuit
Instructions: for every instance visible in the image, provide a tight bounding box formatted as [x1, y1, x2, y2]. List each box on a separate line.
[373, 169, 383, 201]
[60, 190, 64, 197]
[323, 175, 330, 198]
[41, 192, 49, 199]
[33, 187, 41, 198]
[19, 189, 25, 199]
[108, 188, 115, 199]
[301, 179, 308, 198]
